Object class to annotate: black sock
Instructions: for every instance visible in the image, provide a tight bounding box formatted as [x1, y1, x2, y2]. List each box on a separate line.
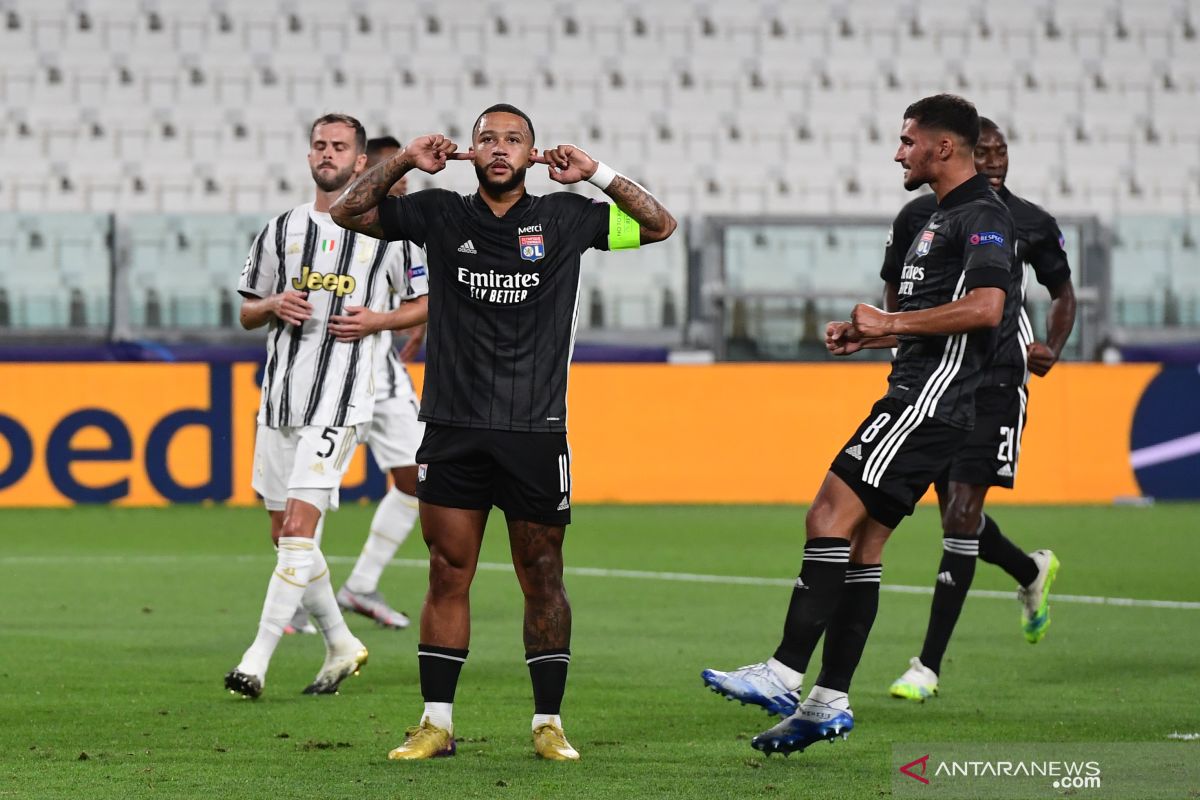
[918, 535, 978, 676]
[526, 649, 571, 715]
[816, 563, 882, 694]
[418, 644, 468, 703]
[772, 537, 851, 673]
[978, 514, 1038, 587]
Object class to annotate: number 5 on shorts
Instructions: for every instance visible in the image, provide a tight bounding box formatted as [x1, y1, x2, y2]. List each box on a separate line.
[318, 427, 337, 458]
[861, 412, 892, 444]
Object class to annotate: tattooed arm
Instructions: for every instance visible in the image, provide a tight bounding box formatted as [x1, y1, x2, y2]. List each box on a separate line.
[541, 144, 677, 243]
[330, 134, 459, 237]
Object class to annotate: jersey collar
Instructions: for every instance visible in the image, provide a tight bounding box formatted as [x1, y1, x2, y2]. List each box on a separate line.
[471, 189, 532, 220]
[938, 173, 992, 210]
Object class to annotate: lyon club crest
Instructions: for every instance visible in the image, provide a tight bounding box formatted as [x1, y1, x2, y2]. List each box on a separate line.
[519, 234, 545, 263]
[915, 229, 935, 256]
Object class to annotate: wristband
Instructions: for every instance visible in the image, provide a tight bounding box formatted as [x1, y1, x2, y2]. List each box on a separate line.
[588, 161, 617, 190]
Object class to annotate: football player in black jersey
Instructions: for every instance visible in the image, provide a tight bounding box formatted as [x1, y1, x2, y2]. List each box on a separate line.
[884, 118, 1076, 702]
[332, 104, 676, 761]
[702, 95, 1014, 757]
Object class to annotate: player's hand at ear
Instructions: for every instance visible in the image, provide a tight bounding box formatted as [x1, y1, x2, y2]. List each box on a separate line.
[850, 303, 893, 339]
[329, 306, 383, 342]
[1026, 341, 1057, 377]
[543, 145, 598, 185]
[273, 290, 313, 327]
[406, 134, 459, 174]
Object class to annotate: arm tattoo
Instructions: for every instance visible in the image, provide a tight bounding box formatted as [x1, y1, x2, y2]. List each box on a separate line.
[604, 174, 675, 237]
[330, 154, 412, 236]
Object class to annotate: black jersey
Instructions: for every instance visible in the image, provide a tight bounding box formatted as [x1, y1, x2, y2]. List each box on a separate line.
[882, 174, 1015, 430]
[379, 188, 610, 432]
[882, 185, 1071, 389]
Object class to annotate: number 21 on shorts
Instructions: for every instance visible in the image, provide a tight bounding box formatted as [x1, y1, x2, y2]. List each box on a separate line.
[997, 425, 1015, 463]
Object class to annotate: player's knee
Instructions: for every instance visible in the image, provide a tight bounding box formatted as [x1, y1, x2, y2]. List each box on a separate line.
[516, 549, 564, 589]
[279, 516, 313, 539]
[805, 496, 838, 536]
[427, 550, 473, 595]
[941, 498, 981, 534]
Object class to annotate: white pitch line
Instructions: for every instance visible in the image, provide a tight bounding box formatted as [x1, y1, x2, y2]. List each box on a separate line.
[350, 558, 1200, 610]
[4, 554, 1199, 611]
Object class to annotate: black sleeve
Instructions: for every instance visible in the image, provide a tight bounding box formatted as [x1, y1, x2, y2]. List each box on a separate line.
[1027, 213, 1072, 290]
[961, 205, 1015, 292]
[379, 189, 441, 246]
[555, 193, 611, 253]
[881, 197, 933, 282]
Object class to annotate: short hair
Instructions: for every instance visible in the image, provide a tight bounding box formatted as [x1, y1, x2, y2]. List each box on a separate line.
[978, 116, 1002, 135]
[903, 94, 981, 148]
[366, 135, 402, 157]
[309, 113, 367, 152]
[472, 103, 535, 144]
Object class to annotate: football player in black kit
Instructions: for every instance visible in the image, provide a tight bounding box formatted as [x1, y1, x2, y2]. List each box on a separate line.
[331, 104, 676, 761]
[701, 94, 1015, 757]
[884, 117, 1077, 702]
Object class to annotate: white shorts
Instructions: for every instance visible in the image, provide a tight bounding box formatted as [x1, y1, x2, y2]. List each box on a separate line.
[252, 424, 365, 512]
[367, 395, 425, 471]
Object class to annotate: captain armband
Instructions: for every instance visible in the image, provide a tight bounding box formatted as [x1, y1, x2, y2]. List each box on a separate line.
[608, 204, 641, 250]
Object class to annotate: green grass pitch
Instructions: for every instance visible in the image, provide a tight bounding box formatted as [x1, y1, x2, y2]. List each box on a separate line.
[2, 504, 1198, 799]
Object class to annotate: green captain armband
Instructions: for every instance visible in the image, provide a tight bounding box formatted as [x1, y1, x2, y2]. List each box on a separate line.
[608, 204, 641, 250]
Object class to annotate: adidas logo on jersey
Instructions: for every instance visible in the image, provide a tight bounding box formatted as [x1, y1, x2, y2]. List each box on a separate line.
[997, 463, 1014, 478]
[937, 571, 956, 587]
[557, 496, 570, 511]
[458, 239, 477, 254]
[844, 444, 863, 461]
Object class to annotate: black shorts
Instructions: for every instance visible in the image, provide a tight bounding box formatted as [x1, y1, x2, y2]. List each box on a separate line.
[939, 385, 1027, 489]
[830, 397, 968, 529]
[414, 424, 573, 526]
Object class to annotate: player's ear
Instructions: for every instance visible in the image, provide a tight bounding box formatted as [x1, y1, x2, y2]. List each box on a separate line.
[354, 152, 367, 174]
[530, 146, 539, 161]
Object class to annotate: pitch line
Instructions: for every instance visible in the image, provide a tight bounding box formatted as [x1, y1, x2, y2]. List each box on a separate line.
[366, 558, 1200, 611]
[3, 554, 1198, 611]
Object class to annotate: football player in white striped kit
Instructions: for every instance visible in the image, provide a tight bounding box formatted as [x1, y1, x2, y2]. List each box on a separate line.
[225, 114, 427, 699]
[335, 137, 430, 630]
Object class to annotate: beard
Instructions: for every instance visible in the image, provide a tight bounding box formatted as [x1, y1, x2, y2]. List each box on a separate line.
[902, 150, 934, 191]
[311, 162, 355, 192]
[475, 163, 526, 194]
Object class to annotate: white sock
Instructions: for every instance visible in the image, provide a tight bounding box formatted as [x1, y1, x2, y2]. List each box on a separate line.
[345, 489, 418, 593]
[237, 536, 314, 677]
[422, 702, 453, 733]
[302, 545, 358, 653]
[805, 684, 851, 710]
[532, 713, 562, 731]
[767, 657, 804, 691]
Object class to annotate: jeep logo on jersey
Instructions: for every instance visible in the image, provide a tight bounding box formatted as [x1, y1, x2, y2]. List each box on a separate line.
[292, 266, 356, 297]
[519, 234, 545, 263]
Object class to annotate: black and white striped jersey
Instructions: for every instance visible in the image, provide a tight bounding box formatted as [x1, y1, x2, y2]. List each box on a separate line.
[881, 185, 1070, 390]
[375, 239, 430, 402]
[883, 174, 1015, 430]
[238, 203, 408, 428]
[379, 189, 612, 433]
